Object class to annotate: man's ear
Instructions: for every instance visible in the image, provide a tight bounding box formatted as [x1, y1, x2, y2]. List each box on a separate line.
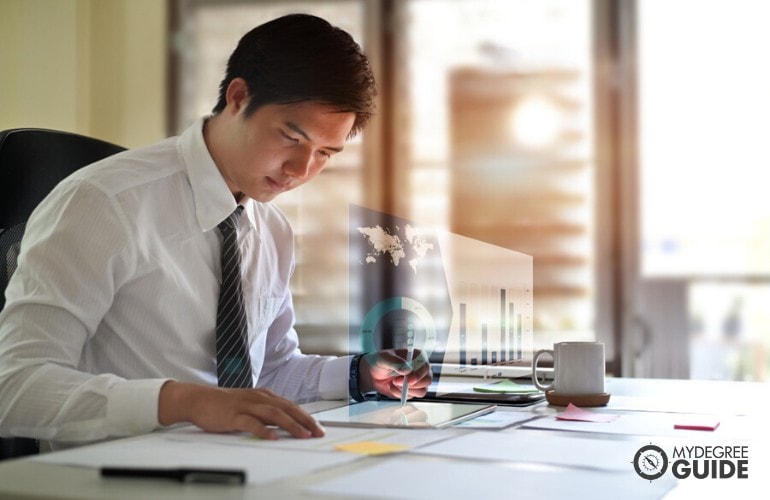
[224, 78, 250, 115]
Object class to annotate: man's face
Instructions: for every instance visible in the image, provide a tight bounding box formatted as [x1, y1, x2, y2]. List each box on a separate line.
[214, 96, 355, 203]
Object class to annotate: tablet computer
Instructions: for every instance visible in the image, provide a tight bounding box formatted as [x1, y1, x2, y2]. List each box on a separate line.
[313, 400, 496, 429]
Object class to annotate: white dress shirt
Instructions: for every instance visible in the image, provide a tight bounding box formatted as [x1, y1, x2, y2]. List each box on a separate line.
[0, 118, 349, 445]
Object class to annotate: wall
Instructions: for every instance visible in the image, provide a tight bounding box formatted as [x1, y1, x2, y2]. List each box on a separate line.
[0, 0, 167, 148]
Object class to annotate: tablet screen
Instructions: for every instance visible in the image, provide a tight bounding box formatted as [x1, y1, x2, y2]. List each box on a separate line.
[313, 400, 495, 429]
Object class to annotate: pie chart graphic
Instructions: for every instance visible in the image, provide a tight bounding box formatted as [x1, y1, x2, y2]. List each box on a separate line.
[360, 296, 437, 367]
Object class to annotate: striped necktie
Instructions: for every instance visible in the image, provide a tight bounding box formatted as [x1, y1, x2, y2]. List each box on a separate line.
[215, 206, 253, 388]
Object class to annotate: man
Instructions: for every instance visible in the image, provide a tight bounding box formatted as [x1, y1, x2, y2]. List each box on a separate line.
[0, 14, 431, 447]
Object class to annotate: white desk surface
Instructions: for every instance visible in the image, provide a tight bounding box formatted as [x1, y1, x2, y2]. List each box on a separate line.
[0, 377, 768, 500]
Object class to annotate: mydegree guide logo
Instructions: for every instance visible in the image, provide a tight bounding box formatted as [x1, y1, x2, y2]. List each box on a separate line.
[633, 443, 749, 481]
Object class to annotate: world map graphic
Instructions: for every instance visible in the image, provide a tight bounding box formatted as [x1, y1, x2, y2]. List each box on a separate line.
[357, 224, 434, 274]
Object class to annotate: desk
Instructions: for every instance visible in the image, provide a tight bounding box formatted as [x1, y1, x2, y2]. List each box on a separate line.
[0, 377, 768, 499]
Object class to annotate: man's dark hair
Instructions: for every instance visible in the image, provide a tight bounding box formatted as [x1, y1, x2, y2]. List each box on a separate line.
[212, 13, 377, 138]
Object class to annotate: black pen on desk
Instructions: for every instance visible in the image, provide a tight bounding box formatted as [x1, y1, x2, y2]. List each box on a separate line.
[101, 467, 246, 485]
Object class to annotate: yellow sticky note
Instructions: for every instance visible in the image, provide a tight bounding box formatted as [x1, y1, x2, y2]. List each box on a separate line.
[335, 441, 409, 456]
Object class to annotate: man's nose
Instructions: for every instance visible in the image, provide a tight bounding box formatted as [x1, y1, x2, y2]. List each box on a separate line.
[283, 150, 313, 180]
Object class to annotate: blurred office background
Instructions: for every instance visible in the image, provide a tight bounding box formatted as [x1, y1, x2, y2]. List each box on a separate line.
[2, 0, 769, 382]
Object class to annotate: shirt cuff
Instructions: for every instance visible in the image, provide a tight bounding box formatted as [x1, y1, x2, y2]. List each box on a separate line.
[318, 355, 352, 400]
[106, 378, 170, 436]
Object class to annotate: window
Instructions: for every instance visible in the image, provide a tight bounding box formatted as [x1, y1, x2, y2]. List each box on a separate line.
[388, 0, 599, 356]
[636, 0, 770, 380]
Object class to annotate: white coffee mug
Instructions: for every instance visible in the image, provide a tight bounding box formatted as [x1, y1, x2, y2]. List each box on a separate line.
[532, 341, 605, 394]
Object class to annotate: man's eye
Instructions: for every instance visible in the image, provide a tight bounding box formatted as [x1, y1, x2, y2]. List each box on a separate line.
[281, 131, 299, 143]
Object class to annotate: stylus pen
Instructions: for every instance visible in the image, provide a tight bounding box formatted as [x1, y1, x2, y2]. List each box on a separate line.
[101, 467, 246, 484]
[400, 337, 415, 407]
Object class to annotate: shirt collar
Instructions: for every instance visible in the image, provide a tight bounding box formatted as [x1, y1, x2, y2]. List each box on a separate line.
[178, 117, 257, 232]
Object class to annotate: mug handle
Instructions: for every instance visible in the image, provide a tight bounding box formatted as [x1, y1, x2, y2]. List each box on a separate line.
[532, 349, 554, 391]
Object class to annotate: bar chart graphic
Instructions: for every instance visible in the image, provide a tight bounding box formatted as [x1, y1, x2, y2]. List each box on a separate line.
[455, 283, 531, 367]
[437, 231, 533, 369]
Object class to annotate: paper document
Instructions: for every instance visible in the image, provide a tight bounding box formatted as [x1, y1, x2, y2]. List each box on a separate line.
[305, 456, 676, 500]
[524, 411, 756, 440]
[31, 431, 359, 485]
[452, 410, 536, 429]
[163, 425, 458, 453]
[411, 428, 643, 472]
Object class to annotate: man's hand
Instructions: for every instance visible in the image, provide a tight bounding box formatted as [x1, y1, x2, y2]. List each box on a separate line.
[157, 381, 325, 440]
[358, 349, 433, 400]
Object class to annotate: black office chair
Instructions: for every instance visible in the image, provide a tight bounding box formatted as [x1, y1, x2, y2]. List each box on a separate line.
[0, 128, 125, 460]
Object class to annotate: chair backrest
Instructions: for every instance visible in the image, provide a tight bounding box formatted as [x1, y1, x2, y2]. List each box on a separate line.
[0, 128, 125, 460]
[0, 128, 126, 229]
[0, 128, 125, 310]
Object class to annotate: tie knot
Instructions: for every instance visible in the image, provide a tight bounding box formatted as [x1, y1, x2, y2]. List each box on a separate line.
[218, 206, 244, 232]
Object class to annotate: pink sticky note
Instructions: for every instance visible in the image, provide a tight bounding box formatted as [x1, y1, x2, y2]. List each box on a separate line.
[556, 403, 620, 423]
[674, 417, 720, 431]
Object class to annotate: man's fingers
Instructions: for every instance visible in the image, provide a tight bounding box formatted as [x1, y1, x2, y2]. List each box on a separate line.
[404, 365, 432, 386]
[236, 404, 322, 439]
[399, 366, 432, 399]
[271, 399, 326, 437]
[245, 394, 325, 438]
[206, 388, 324, 439]
[233, 414, 279, 440]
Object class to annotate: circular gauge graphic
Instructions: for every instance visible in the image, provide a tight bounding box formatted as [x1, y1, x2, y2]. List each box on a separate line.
[360, 296, 436, 364]
[633, 444, 668, 481]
